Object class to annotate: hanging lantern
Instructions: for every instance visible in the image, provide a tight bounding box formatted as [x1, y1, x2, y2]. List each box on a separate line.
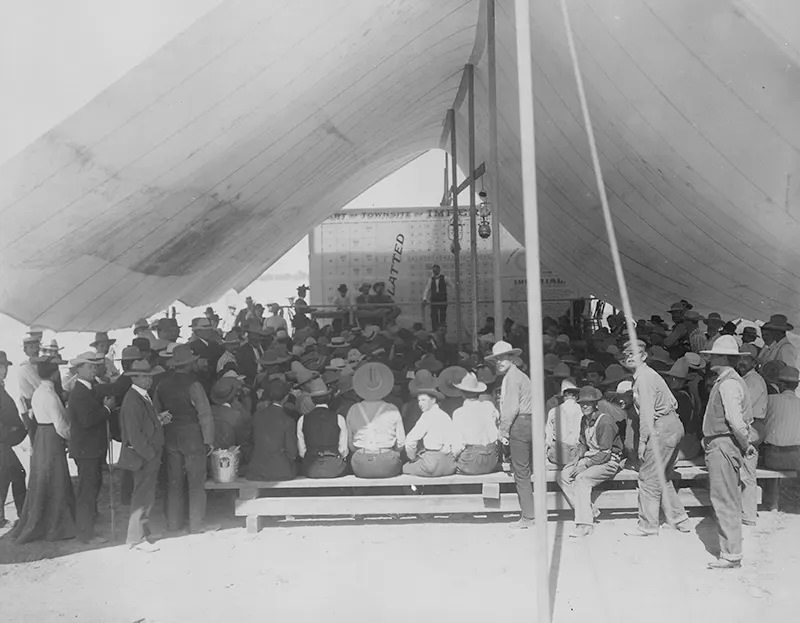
[478, 190, 492, 239]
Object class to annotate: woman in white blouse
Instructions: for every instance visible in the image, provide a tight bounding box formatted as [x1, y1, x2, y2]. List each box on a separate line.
[12, 356, 76, 543]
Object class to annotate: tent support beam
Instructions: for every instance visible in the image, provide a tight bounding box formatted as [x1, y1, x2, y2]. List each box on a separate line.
[467, 63, 480, 352]
[488, 0, 504, 343]
[447, 108, 463, 343]
[513, 1, 552, 622]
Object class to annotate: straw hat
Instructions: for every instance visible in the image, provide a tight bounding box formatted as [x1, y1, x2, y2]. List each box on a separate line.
[166, 344, 198, 368]
[326, 358, 349, 371]
[700, 335, 746, 356]
[347, 348, 365, 364]
[485, 341, 522, 362]
[352, 362, 394, 401]
[362, 325, 380, 341]
[577, 386, 603, 403]
[123, 360, 165, 377]
[453, 372, 487, 394]
[210, 377, 239, 405]
[90, 332, 116, 347]
[69, 351, 106, 367]
[437, 366, 468, 397]
[683, 352, 705, 370]
[329, 336, 350, 349]
[41, 339, 64, 355]
[560, 378, 579, 394]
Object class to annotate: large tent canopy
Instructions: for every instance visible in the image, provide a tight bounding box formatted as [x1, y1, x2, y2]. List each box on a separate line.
[1, 0, 799, 331]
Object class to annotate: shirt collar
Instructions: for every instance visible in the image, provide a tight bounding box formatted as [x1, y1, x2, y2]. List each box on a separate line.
[714, 366, 737, 382]
[77, 378, 93, 390]
[131, 384, 150, 399]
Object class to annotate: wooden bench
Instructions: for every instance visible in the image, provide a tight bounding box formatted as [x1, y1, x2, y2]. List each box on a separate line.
[206, 463, 796, 533]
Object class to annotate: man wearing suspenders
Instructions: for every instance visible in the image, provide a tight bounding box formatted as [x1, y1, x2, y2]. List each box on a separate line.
[422, 265, 451, 332]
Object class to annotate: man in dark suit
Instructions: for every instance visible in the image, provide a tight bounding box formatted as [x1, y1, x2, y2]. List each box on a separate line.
[188, 317, 225, 392]
[119, 360, 167, 552]
[246, 380, 297, 481]
[67, 352, 114, 544]
[235, 323, 265, 388]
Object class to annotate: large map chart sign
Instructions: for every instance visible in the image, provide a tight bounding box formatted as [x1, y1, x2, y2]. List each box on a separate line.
[309, 208, 579, 337]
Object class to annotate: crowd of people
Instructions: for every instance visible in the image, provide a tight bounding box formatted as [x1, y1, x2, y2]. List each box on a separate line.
[0, 293, 797, 568]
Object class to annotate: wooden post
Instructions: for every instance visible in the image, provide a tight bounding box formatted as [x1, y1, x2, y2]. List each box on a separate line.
[514, 1, 552, 622]
[467, 64, 479, 352]
[488, 0, 504, 343]
[448, 108, 463, 344]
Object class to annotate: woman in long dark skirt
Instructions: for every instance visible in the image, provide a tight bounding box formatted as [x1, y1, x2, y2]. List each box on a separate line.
[11, 357, 76, 543]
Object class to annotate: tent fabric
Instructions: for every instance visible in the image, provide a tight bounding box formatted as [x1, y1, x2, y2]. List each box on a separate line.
[1, 0, 799, 331]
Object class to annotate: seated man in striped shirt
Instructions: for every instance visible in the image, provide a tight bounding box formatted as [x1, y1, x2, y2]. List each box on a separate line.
[762, 366, 800, 474]
[557, 386, 623, 538]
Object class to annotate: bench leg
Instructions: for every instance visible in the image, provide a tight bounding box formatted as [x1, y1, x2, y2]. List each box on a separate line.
[764, 480, 781, 512]
[246, 515, 263, 534]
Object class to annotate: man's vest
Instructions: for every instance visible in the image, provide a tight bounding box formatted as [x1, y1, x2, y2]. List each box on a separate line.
[703, 370, 752, 441]
[430, 275, 447, 301]
[303, 407, 339, 454]
[156, 372, 200, 428]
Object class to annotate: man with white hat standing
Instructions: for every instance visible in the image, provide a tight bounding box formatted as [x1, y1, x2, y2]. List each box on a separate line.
[67, 352, 116, 544]
[699, 336, 755, 569]
[487, 341, 534, 529]
[620, 340, 691, 537]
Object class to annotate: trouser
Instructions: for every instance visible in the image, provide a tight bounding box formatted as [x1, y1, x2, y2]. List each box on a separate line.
[303, 453, 347, 479]
[75, 457, 103, 542]
[547, 442, 579, 467]
[0, 446, 26, 519]
[402, 451, 456, 477]
[558, 460, 620, 525]
[741, 448, 758, 525]
[430, 299, 447, 331]
[637, 414, 688, 533]
[457, 443, 499, 475]
[165, 428, 207, 532]
[509, 414, 534, 519]
[762, 444, 800, 471]
[120, 469, 134, 506]
[706, 436, 744, 562]
[351, 449, 402, 478]
[126, 452, 162, 545]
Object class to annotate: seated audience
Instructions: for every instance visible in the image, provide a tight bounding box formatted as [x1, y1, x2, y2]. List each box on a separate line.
[403, 375, 457, 477]
[451, 373, 500, 474]
[762, 366, 800, 474]
[297, 379, 348, 478]
[247, 380, 298, 481]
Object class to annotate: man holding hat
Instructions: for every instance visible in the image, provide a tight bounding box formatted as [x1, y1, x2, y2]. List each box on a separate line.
[758, 314, 797, 368]
[557, 386, 623, 538]
[700, 336, 755, 569]
[346, 362, 406, 478]
[67, 352, 116, 544]
[296, 378, 348, 478]
[119, 360, 168, 552]
[620, 340, 691, 537]
[155, 344, 216, 534]
[487, 341, 535, 528]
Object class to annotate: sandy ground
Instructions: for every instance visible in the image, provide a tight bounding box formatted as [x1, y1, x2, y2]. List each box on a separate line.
[2, 465, 800, 623]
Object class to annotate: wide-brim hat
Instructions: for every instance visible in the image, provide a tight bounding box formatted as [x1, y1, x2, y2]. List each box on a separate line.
[304, 378, 331, 397]
[414, 353, 444, 374]
[551, 362, 571, 378]
[166, 344, 198, 367]
[683, 352, 706, 370]
[133, 318, 150, 331]
[0, 351, 13, 366]
[124, 360, 165, 377]
[329, 338, 351, 349]
[649, 346, 673, 365]
[577, 386, 603, 403]
[118, 346, 144, 362]
[32, 354, 67, 366]
[69, 351, 106, 367]
[362, 325, 380, 341]
[290, 361, 319, 385]
[326, 358, 349, 371]
[210, 378, 239, 404]
[599, 364, 631, 387]
[352, 362, 394, 400]
[437, 366, 468, 397]
[22, 335, 40, 345]
[700, 335, 747, 356]
[662, 358, 689, 380]
[89, 331, 117, 348]
[453, 372, 487, 394]
[260, 349, 291, 366]
[777, 366, 800, 384]
[704, 313, 724, 327]
[409, 369, 444, 400]
[485, 340, 522, 362]
[762, 314, 794, 332]
[543, 353, 561, 373]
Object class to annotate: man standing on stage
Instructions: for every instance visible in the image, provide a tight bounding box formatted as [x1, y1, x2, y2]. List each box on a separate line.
[422, 264, 451, 331]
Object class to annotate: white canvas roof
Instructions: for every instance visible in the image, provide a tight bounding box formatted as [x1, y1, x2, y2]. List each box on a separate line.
[1, 0, 799, 330]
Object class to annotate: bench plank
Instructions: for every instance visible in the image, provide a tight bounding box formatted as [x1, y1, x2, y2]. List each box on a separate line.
[235, 486, 751, 529]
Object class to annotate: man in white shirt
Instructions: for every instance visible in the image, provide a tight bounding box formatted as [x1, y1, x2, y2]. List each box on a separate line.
[451, 372, 500, 474]
[546, 381, 583, 466]
[403, 381, 457, 477]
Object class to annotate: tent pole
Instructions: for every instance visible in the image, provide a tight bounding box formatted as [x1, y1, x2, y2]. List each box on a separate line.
[467, 64, 479, 353]
[488, 0, 504, 343]
[448, 108, 463, 344]
[513, 1, 551, 622]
